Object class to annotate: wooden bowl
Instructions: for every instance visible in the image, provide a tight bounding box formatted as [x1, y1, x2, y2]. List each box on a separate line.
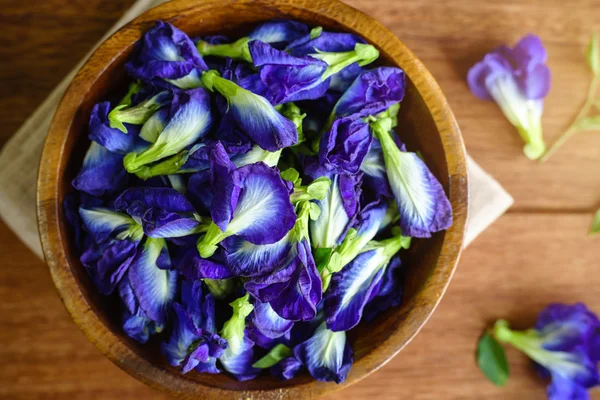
[37, 0, 469, 398]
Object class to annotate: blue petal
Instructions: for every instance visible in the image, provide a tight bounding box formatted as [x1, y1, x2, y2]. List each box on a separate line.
[329, 63, 362, 93]
[118, 277, 162, 343]
[80, 238, 138, 295]
[248, 20, 309, 48]
[222, 233, 293, 277]
[271, 356, 303, 380]
[128, 238, 178, 325]
[363, 256, 403, 322]
[144, 215, 201, 238]
[293, 321, 353, 383]
[547, 375, 590, 400]
[125, 21, 207, 87]
[332, 67, 406, 118]
[246, 240, 322, 321]
[89, 102, 148, 153]
[382, 143, 452, 238]
[72, 142, 129, 197]
[79, 207, 136, 243]
[114, 187, 195, 218]
[162, 302, 202, 366]
[187, 170, 213, 215]
[319, 117, 372, 174]
[176, 248, 234, 280]
[310, 174, 361, 248]
[218, 162, 296, 245]
[248, 40, 329, 105]
[286, 31, 365, 57]
[324, 249, 387, 331]
[250, 301, 294, 339]
[219, 335, 260, 381]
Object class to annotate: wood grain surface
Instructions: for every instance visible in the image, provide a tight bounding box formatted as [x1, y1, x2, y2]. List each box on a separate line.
[1, 0, 599, 399]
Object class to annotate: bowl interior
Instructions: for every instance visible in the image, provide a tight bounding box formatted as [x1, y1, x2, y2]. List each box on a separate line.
[41, 0, 467, 397]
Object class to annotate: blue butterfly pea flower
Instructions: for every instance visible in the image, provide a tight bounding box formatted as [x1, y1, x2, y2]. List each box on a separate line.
[293, 321, 353, 383]
[271, 356, 303, 380]
[245, 201, 322, 321]
[118, 275, 163, 343]
[363, 255, 403, 322]
[88, 102, 149, 154]
[123, 88, 213, 176]
[324, 233, 410, 332]
[201, 70, 298, 151]
[318, 116, 372, 175]
[493, 303, 600, 400]
[72, 142, 129, 197]
[162, 280, 227, 374]
[196, 142, 296, 257]
[331, 67, 406, 119]
[468, 34, 550, 160]
[126, 21, 208, 89]
[218, 293, 260, 381]
[370, 115, 452, 238]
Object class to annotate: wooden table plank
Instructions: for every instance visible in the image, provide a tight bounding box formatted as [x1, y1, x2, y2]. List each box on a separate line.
[1, 0, 600, 399]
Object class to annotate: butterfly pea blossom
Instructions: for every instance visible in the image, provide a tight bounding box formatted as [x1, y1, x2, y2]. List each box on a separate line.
[197, 19, 309, 62]
[126, 21, 208, 89]
[319, 199, 392, 291]
[123, 88, 213, 176]
[491, 303, 600, 399]
[248, 301, 294, 344]
[294, 321, 353, 383]
[324, 233, 410, 332]
[468, 34, 551, 160]
[369, 114, 453, 238]
[196, 143, 296, 258]
[218, 293, 260, 381]
[72, 142, 129, 197]
[201, 70, 298, 151]
[244, 199, 323, 322]
[161, 280, 228, 374]
[318, 116, 372, 175]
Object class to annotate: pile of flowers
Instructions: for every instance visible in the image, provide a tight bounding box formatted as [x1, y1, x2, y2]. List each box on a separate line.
[65, 20, 452, 383]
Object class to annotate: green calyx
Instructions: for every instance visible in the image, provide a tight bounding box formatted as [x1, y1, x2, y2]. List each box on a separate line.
[118, 81, 143, 107]
[108, 92, 166, 133]
[197, 37, 252, 63]
[197, 222, 234, 258]
[290, 177, 331, 204]
[277, 103, 307, 143]
[252, 344, 293, 369]
[204, 278, 236, 300]
[291, 200, 314, 242]
[220, 293, 254, 356]
[312, 43, 379, 81]
[492, 320, 551, 368]
[132, 150, 191, 180]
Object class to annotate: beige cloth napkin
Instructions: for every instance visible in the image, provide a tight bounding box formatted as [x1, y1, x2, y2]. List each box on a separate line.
[0, 0, 513, 259]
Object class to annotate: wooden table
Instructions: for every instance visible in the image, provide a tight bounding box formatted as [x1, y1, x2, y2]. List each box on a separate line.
[1, 0, 599, 398]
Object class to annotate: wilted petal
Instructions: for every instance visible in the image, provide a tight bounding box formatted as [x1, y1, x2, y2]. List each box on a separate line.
[72, 142, 129, 197]
[332, 67, 406, 118]
[271, 356, 303, 380]
[126, 21, 207, 88]
[293, 321, 353, 383]
[128, 238, 178, 325]
[319, 117, 372, 174]
[248, 40, 329, 105]
[81, 238, 138, 295]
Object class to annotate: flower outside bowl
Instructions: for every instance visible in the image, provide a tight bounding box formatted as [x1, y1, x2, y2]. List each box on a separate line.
[36, 0, 469, 398]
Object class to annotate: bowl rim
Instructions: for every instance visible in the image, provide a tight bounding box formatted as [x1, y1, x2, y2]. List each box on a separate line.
[37, 0, 469, 398]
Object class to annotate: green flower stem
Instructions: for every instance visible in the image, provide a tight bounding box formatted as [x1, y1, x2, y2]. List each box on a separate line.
[293, 200, 312, 242]
[197, 222, 234, 258]
[133, 150, 190, 180]
[541, 74, 600, 163]
[196, 37, 252, 63]
[492, 320, 553, 367]
[290, 177, 331, 203]
[312, 43, 379, 81]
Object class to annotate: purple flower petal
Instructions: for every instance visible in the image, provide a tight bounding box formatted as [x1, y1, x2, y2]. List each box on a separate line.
[128, 238, 178, 325]
[115, 187, 195, 217]
[286, 31, 366, 57]
[118, 277, 162, 343]
[222, 233, 293, 277]
[248, 20, 309, 48]
[363, 256, 403, 322]
[271, 356, 303, 380]
[89, 102, 148, 154]
[176, 248, 235, 280]
[319, 117, 372, 174]
[250, 301, 294, 339]
[72, 142, 129, 197]
[219, 335, 260, 381]
[81, 238, 138, 295]
[293, 321, 353, 383]
[332, 67, 406, 118]
[125, 21, 207, 88]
